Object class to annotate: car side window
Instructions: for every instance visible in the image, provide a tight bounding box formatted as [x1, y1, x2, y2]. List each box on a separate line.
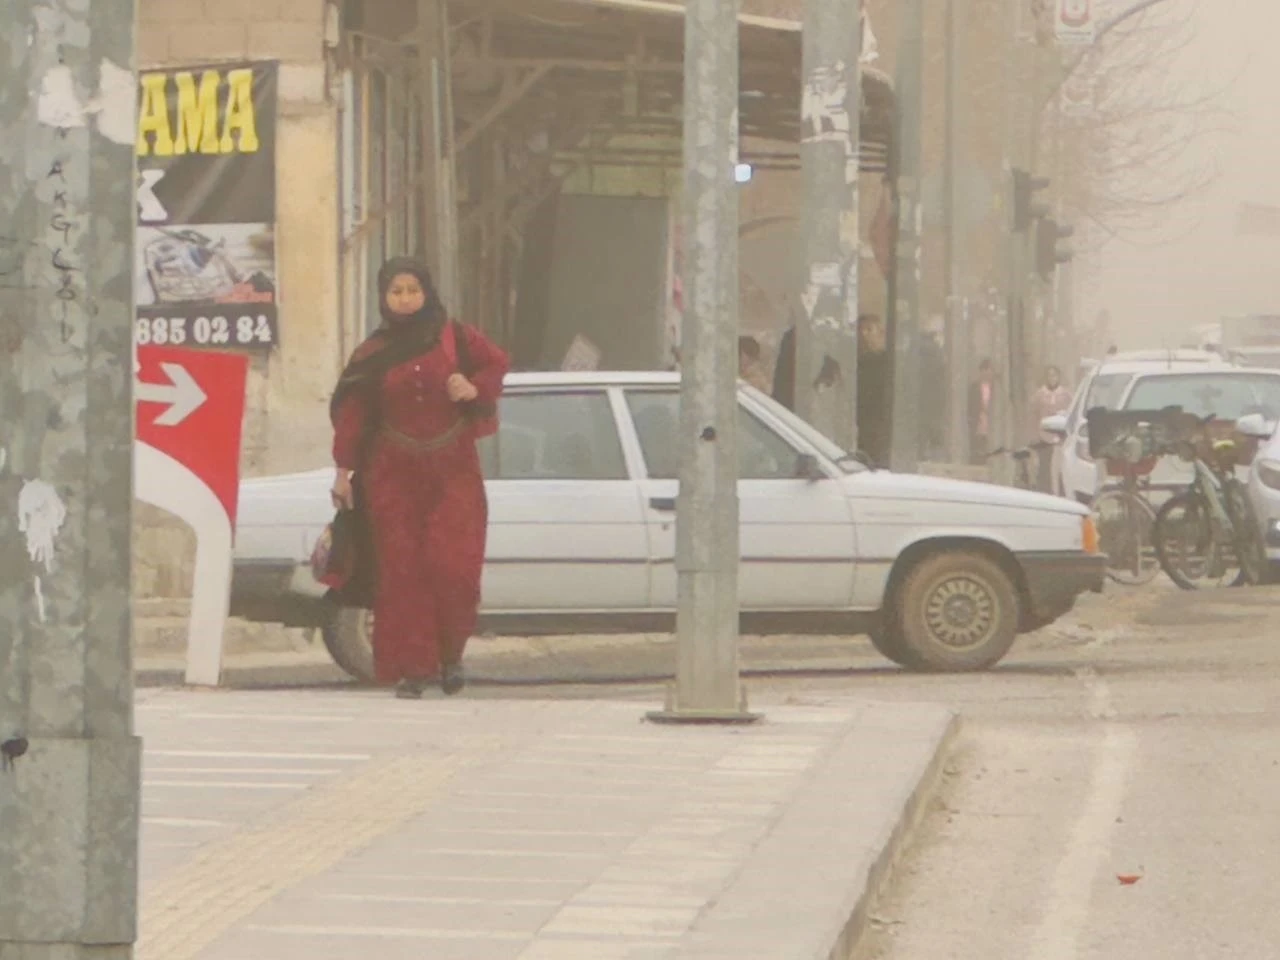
[625, 390, 802, 481]
[479, 391, 627, 480]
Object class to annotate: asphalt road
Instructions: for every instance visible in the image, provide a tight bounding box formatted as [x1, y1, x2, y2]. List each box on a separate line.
[850, 582, 1280, 960]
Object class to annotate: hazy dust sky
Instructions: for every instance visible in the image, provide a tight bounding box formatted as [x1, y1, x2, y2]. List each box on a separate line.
[1081, 0, 1279, 347]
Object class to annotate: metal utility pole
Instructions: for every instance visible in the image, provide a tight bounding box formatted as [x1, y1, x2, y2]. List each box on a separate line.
[648, 0, 756, 724]
[943, 0, 970, 464]
[0, 0, 141, 957]
[797, 0, 862, 452]
[888, 0, 925, 472]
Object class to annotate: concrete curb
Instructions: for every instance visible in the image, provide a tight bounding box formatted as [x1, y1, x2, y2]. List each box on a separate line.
[825, 708, 961, 960]
[672, 702, 961, 960]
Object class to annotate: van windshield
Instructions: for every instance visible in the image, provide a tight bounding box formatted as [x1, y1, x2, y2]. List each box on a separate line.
[1125, 373, 1280, 421]
[1084, 373, 1133, 411]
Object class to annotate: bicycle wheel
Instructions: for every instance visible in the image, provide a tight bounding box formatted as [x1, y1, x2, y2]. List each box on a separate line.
[1092, 488, 1158, 585]
[1224, 480, 1268, 586]
[1152, 491, 1246, 590]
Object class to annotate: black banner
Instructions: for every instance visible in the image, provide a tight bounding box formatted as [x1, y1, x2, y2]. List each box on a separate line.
[134, 61, 280, 352]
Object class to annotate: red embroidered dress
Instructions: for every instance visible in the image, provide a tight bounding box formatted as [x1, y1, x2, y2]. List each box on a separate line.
[332, 323, 508, 684]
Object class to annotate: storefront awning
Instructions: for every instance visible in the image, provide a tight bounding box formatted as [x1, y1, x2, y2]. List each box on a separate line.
[449, 0, 896, 172]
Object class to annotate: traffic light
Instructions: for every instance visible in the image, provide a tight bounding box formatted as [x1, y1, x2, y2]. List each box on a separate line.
[1035, 217, 1074, 279]
[1012, 167, 1051, 232]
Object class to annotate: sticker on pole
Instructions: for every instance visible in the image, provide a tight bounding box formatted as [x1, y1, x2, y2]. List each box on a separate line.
[1054, 0, 1097, 45]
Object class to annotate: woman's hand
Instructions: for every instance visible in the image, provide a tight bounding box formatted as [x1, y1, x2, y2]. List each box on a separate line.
[331, 470, 354, 510]
[446, 373, 479, 403]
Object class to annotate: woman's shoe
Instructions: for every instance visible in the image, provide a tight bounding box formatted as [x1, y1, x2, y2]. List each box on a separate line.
[395, 679, 427, 699]
[441, 664, 465, 696]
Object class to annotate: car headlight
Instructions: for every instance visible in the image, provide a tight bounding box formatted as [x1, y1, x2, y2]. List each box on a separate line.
[1082, 516, 1099, 554]
[1257, 458, 1280, 491]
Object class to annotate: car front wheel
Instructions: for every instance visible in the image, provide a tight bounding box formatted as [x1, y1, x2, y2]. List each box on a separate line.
[892, 551, 1020, 672]
[321, 605, 376, 682]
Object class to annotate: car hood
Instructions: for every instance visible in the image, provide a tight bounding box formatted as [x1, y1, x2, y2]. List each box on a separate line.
[846, 470, 1089, 516]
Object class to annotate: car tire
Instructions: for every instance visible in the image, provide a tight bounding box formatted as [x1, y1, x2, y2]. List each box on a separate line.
[892, 551, 1020, 672]
[321, 606, 376, 683]
[866, 626, 923, 669]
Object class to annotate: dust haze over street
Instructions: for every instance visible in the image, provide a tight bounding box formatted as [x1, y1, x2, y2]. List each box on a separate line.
[850, 584, 1280, 960]
[493, 583, 1280, 960]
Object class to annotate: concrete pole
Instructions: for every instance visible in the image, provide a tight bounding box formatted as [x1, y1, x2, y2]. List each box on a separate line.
[649, 0, 756, 724]
[997, 0, 1028, 469]
[797, 0, 862, 452]
[943, 0, 970, 464]
[416, 0, 461, 314]
[0, 0, 141, 956]
[888, 0, 924, 473]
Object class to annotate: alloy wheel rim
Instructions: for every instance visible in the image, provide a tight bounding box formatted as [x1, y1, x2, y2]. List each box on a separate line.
[924, 575, 996, 649]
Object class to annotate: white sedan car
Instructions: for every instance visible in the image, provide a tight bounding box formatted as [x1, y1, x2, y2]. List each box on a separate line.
[232, 372, 1105, 678]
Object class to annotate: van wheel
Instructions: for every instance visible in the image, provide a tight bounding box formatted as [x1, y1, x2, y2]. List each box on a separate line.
[321, 606, 376, 682]
[892, 551, 1020, 672]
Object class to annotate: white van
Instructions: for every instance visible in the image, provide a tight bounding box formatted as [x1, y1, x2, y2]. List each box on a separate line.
[1043, 350, 1239, 503]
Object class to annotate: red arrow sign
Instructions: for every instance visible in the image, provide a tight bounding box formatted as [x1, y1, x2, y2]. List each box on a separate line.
[136, 345, 249, 526]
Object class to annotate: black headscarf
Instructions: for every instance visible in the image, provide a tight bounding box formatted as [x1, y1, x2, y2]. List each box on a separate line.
[330, 257, 447, 424]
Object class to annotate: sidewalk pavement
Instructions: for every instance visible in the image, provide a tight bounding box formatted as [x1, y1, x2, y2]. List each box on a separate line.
[133, 630, 903, 689]
[133, 688, 958, 960]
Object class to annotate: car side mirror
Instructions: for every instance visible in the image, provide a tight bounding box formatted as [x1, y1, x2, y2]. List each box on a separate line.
[795, 453, 825, 483]
[1235, 413, 1273, 439]
[1041, 413, 1068, 438]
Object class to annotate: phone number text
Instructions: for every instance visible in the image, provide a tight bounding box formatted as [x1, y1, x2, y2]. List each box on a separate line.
[135, 314, 276, 348]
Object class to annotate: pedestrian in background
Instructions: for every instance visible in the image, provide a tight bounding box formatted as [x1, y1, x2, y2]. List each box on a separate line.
[969, 358, 995, 465]
[329, 257, 509, 699]
[1030, 364, 1072, 493]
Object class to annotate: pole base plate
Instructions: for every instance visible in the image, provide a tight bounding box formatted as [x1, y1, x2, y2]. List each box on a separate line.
[644, 682, 763, 725]
[645, 708, 763, 726]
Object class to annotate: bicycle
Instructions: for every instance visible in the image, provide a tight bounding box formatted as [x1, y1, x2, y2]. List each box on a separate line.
[1151, 413, 1268, 590]
[985, 440, 1056, 491]
[1089, 422, 1161, 586]
[984, 445, 1033, 490]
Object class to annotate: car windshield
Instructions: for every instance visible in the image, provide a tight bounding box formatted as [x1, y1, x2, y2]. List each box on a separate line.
[1124, 373, 1280, 421]
[740, 384, 868, 473]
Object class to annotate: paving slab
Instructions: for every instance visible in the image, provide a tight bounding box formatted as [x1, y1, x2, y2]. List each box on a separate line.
[130, 689, 958, 960]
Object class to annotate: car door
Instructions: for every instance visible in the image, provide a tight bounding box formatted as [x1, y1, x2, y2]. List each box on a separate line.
[479, 388, 650, 612]
[621, 387, 856, 611]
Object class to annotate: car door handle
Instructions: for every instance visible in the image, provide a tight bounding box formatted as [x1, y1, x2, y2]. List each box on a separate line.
[649, 496, 676, 512]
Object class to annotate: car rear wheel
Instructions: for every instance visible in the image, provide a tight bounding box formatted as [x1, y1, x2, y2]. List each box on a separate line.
[892, 551, 1020, 672]
[321, 606, 376, 682]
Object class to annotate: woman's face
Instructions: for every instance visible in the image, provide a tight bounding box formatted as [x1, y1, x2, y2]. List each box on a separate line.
[384, 273, 426, 319]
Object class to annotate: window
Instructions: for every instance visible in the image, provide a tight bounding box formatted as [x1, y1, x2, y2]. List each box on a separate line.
[1083, 373, 1133, 413]
[1125, 373, 1280, 421]
[626, 390, 803, 481]
[479, 391, 627, 481]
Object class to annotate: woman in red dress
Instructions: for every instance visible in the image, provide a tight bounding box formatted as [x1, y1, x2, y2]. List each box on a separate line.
[329, 258, 509, 698]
